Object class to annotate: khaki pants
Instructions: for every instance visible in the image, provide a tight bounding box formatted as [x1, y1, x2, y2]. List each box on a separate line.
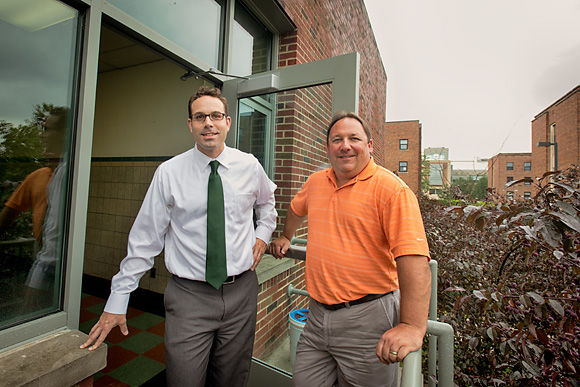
[293, 290, 400, 387]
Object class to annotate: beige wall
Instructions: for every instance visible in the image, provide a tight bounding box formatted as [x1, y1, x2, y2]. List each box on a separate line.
[92, 60, 206, 157]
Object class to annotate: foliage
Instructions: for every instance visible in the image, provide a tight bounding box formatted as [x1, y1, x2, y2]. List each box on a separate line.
[0, 104, 56, 240]
[421, 166, 580, 386]
[421, 154, 431, 194]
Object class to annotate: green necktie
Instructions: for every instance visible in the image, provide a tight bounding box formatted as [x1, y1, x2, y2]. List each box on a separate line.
[206, 160, 227, 289]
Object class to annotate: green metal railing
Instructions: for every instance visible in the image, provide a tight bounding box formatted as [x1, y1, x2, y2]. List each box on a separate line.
[286, 239, 454, 386]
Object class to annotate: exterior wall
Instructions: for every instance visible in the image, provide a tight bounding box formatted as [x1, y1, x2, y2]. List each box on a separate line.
[532, 86, 580, 180]
[487, 153, 532, 201]
[384, 120, 422, 194]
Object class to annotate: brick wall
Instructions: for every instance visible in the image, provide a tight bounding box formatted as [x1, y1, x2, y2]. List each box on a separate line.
[531, 86, 580, 180]
[385, 121, 422, 193]
[487, 153, 532, 201]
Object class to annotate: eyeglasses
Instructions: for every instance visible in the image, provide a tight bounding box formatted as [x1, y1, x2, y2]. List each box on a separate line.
[190, 111, 226, 122]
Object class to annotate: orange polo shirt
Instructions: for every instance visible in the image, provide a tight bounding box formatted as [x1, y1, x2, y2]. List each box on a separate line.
[5, 167, 52, 241]
[291, 158, 430, 305]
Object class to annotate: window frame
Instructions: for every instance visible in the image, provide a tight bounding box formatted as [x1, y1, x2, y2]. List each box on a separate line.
[507, 162, 514, 171]
[399, 139, 408, 150]
[399, 161, 408, 173]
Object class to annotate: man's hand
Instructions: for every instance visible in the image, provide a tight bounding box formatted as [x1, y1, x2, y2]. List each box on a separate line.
[268, 236, 291, 259]
[376, 322, 424, 364]
[251, 238, 268, 270]
[80, 311, 128, 351]
[376, 255, 431, 364]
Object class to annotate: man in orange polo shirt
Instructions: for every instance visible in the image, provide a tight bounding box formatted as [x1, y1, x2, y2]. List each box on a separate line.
[270, 111, 431, 386]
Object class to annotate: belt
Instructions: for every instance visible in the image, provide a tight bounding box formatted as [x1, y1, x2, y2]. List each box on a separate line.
[223, 270, 249, 285]
[319, 292, 393, 311]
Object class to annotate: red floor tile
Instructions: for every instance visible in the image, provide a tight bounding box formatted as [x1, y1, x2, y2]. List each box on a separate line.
[80, 309, 100, 324]
[142, 342, 165, 364]
[146, 321, 165, 337]
[94, 375, 131, 387]
[105, 325, 142, 344]
[102, 345, 139, 373]
[126, 307, 144, 320]
[81, 295, 106, 309]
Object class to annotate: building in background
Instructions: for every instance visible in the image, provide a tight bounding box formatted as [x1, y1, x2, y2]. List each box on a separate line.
[424, 147, 452, 197]
[532, 85, 580, 179]
[487, 153, 533, 201]
[385, 120, 422, 193]
[488, 85, 579, 202]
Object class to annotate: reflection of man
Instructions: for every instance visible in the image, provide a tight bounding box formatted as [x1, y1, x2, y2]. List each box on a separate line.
[81, 86, 277, 387]
[0, 108, 68, 308]
[0, 110, 67, 241]
[270, 112, 431, 386]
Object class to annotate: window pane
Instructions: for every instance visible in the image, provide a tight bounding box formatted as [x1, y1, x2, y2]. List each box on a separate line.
[107, 0, 223, 68]
[231, 1, 272, 76]
[0, 0, 78, 330]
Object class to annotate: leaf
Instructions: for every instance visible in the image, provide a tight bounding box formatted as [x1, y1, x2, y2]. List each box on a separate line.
[522, 360, 541, 377]
[526, 291, 545, 305]
[469, 336, 479, 350]
[473, 290, 488, 300]
[487, 327, 497, 341]
[553, 250, 564, 260]
[549, 211, 580, 233]
[548, 299, 565, 317]
[475, 216, 485, 231]
[444, 286, 466, 292]
[563, 359, 577, 373]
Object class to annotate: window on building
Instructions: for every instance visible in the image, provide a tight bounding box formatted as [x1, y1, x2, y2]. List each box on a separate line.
[524, 162, 531, 171]
[399, 139, 408, 150]
[0, 0, 79, 332]
[524, 192, 532, 200]
[507, 177, 514, 183]
[507, 162, 514, 170]
[429, 164, 444, 186]
[524, 177, 531, 185]
[399, 161, 408, 173]
[506, 191, 514, 200]
[231, 1, 273, 76]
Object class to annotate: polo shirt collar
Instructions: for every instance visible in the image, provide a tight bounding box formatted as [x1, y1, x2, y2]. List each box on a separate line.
[326, 157, 378, 187]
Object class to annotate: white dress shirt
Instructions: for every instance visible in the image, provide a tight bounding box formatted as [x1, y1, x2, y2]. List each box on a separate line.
[105, 145, 277, 314]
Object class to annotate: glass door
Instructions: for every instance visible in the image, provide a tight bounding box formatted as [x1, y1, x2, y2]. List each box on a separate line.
[222, 53, 360, 386]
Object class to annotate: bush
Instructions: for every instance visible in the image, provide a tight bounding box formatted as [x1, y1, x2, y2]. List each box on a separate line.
[422, 166, 580, 386]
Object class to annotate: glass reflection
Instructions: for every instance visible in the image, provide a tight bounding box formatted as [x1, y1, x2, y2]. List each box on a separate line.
[0, 0, 77, 330]
[107, 0, 223, 68]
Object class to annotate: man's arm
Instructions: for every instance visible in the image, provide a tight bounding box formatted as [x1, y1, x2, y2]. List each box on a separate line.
[269, 207, 306, 259]
[0, 206, 22, 237]
[376, 255, 431, 364]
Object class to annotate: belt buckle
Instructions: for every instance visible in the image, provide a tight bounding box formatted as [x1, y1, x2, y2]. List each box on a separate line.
[223, 275, 235, 285]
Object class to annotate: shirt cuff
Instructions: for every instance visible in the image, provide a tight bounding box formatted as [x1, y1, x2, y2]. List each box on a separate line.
[255, 226, 273, 245]
[104, 292, 131, 315]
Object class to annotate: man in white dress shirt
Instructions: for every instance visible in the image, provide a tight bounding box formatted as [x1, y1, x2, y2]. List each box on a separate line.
[81, 86, 277, 387]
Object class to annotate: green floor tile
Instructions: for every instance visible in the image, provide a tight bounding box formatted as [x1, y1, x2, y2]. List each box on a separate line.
[117, 331, 164, 354]
[85, 302, 106, 315]
[108, 355, 165, 387]
[128, 312, 164, 331]
[79, 317, 99, 334]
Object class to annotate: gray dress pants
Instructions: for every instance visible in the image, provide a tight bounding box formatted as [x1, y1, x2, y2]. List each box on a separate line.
[293, 290, 400, 387]
[164, 271, 258, 387]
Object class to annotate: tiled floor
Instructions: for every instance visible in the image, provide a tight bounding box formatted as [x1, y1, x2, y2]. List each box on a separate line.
[79, 293, 167, 387]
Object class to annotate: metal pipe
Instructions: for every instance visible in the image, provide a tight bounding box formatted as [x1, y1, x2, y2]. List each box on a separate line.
[427, 320, 454, 387]
[400, 349, 422, 387]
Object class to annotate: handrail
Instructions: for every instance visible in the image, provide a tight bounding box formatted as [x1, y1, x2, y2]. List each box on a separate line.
[285, 238, 454, 385]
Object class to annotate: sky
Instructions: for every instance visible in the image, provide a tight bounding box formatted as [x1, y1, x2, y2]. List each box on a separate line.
[363, 0, 580, 168]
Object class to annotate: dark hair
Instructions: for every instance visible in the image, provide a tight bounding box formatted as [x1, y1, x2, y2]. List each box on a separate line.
[188, 86, 229, 118]
[326, 111, 372, 144]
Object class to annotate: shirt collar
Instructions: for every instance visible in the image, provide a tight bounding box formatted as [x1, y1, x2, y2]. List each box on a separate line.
[193, 144, 232, 171]
[326, 157, 378, 187]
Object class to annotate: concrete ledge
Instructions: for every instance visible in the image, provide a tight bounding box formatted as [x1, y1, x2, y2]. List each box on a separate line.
[256, 254, 296, 284]
[0, 329, 107, 387]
